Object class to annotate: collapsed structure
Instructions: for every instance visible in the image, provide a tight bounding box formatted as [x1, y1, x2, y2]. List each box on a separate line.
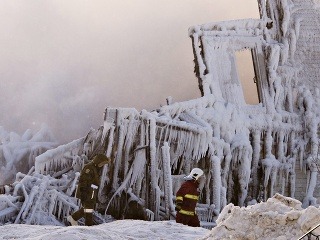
[1, 0, 320, 228]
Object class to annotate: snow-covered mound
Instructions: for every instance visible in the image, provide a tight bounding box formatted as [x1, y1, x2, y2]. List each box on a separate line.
[201, 193, 320, 240]
[0, 219, 209, 240]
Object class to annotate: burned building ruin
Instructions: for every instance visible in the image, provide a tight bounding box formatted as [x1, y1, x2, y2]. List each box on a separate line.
[1, 0, 320, 228]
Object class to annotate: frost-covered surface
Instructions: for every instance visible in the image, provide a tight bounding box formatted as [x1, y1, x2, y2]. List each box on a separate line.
[0, 124, 57, 185]
[187, 0, 320, 206]
[201, 194, 320, 240]
[0, 220, 209, 240]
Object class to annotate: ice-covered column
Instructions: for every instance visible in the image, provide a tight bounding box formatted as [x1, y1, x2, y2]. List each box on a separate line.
[148, 117, 160, 220]
[209, 147, 221, 212]
[161, 142, 175, 219]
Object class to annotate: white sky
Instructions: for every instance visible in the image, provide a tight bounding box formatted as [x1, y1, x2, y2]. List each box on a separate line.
[0, 0, 259, 143]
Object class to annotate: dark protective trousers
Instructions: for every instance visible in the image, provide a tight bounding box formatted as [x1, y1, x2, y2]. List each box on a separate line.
[176, 212, 200, 227]
[71, 201, 95, 226]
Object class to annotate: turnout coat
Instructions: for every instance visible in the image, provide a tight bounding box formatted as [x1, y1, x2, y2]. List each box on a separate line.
[175, 179, 200, 227]
[76, 154, 110, 209]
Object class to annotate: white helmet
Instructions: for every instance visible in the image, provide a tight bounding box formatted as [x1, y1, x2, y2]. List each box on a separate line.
[187, 168, 204, 180]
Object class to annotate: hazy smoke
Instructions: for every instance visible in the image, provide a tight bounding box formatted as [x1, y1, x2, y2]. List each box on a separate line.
[0, 0, 259, 143]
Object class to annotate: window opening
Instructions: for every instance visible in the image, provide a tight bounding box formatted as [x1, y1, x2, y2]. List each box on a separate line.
[235, 49, 260, 105]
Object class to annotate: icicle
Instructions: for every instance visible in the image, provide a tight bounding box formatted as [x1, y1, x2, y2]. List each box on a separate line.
[251, 129, 261, 199]
[34, 138, 84, 174]
[145, 209, 154, 221]
[261, 155, 280, 200]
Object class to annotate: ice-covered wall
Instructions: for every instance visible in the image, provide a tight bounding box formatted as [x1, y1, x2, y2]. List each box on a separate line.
[188, 0, 320, 207]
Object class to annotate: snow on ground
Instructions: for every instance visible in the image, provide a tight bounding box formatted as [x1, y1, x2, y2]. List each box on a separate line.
[0, 220, 209, 240]
[1, 194, 319, 240]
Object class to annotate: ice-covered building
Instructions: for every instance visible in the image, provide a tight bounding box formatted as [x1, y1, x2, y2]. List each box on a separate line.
[2, 0, 320, 228]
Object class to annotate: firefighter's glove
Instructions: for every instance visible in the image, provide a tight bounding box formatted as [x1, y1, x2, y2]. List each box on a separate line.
[91, 184, 98, 199]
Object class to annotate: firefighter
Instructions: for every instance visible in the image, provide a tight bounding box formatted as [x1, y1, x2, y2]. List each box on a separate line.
[175, 168, 204, 227]
[67, 154, 111, 226]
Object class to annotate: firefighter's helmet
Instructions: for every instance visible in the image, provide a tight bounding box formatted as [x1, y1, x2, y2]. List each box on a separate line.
[187, 168, 204, 180]
[93, 154, 111, 167]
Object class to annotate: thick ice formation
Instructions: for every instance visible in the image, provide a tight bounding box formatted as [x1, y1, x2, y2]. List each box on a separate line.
[0, 124, 57, 185]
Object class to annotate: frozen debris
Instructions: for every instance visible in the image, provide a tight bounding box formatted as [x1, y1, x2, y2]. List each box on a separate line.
[0, 172, 77, 226]
[0, 125, 58, 185]
[201, 194, 319, 240]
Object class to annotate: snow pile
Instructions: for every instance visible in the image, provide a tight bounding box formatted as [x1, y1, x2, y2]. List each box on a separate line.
[0, 124, 58, 185]
[201, 193, 320, 240]
[0, 219, 209, 240]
